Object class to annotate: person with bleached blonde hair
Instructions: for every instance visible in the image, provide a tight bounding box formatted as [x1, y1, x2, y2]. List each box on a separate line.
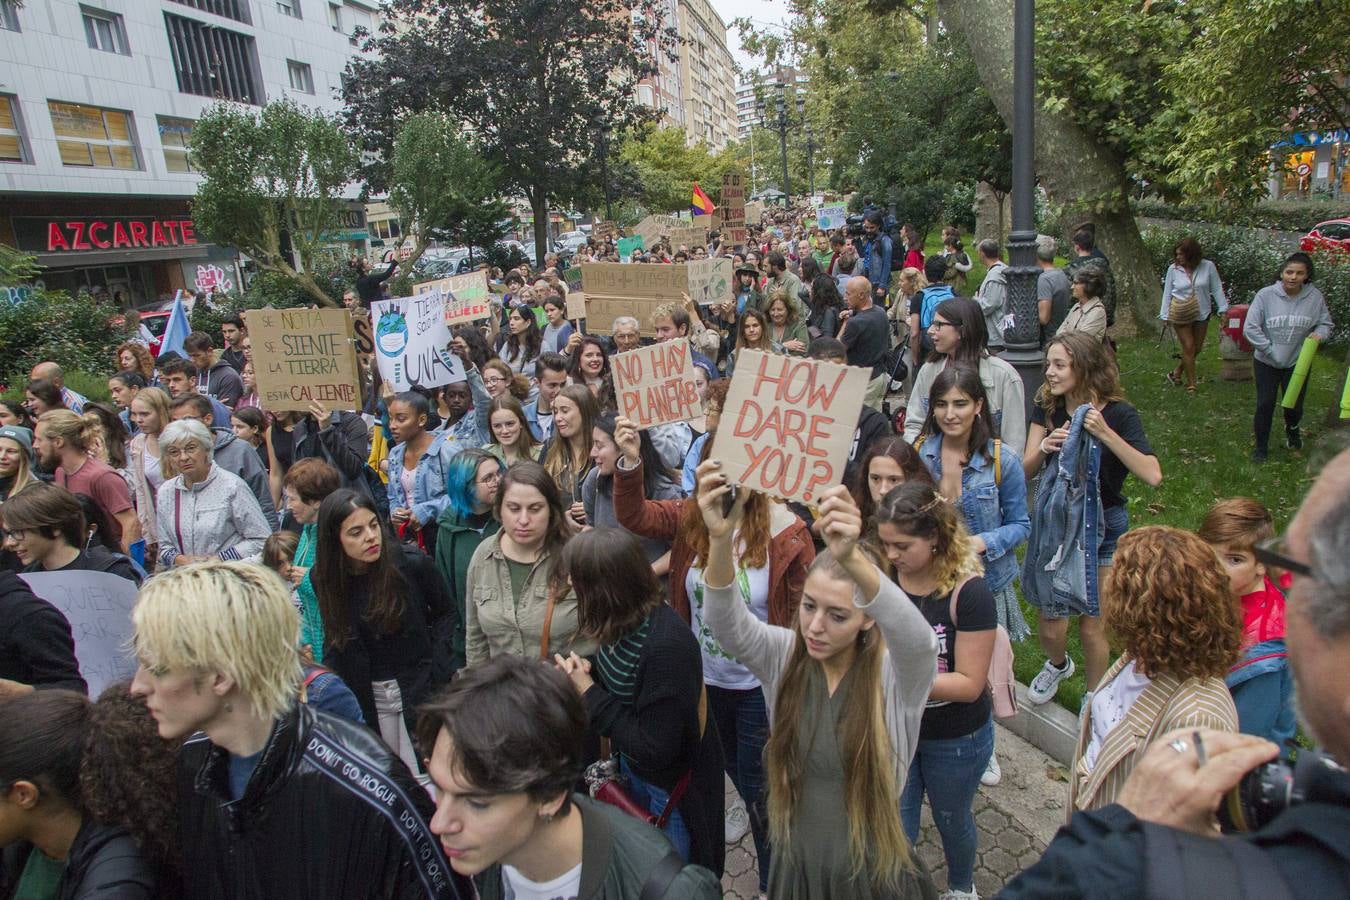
[130, 560, 470, 899]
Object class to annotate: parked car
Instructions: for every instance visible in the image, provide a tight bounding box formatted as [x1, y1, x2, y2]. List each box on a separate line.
[554, 231, 588, 253]
[1300, 219, 1350, 253]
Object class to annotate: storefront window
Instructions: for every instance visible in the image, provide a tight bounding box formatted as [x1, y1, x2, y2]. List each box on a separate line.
[48, 101, 140, 170]
[370, 218, 401, 240]
[158, 116, 195, 172]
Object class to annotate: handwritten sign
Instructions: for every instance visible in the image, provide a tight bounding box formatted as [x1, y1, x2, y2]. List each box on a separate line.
[593, 221, 618, 241]
[580, 263, 687, 335]
[414, 271, 493, 326]
[20, 571, 138, 698]
[668, 224, 705, 249]
[687, 258, 733, 305]
[371, 290, 466, 391]
[563, 266, 584, 292]
[745, 201, 765, 224]
[566, 291, 588, 322]
[816, 204, 847, 230]
[633, 214, 684, 248]
[722, 173, 747, 244]
[612, 341, 702, 429]
[250, 307, 361, 412]
[710, 350, 869, 504]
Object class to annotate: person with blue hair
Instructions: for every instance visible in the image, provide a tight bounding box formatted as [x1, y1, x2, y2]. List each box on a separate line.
[434, 449, 504, 674]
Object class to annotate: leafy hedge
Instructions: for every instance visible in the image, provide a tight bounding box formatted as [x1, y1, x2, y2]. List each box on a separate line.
[1134, 198, 1347, 233]
[0, 289, 135, 384]
[1140, 222, 1349, 345]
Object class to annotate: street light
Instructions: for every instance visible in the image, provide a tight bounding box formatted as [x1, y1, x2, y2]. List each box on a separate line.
[775, 82, 790, 204]
[589, 114, 614, 222]
[1001, 0, 1044, 412]
[805, 124, 815, 199]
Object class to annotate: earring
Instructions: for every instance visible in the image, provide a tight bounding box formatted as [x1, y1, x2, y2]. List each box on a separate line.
[540, 812, 556, 824]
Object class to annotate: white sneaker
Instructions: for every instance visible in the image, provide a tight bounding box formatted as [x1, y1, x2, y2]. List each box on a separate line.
[725, 799, 750, 844]
[980, 751, 1002, 787]
[1027, 657, 1075, 705]
[939, 889, 979, 900]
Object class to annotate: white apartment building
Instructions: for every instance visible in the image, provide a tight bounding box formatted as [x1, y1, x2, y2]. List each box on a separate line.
[675, 0, 735, 149]
[0, 0, 378, 306]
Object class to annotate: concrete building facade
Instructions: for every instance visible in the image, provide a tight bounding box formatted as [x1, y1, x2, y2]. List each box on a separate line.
[0, 0, 377, 306]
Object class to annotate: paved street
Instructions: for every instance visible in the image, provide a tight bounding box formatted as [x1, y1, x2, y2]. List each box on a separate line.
[721, 725, 1065, 898]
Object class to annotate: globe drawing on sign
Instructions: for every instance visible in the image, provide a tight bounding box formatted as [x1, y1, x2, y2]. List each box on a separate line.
[376, 310, 409, 357]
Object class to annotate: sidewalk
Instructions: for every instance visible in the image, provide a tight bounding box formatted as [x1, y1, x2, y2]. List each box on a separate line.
[721, 724, 1067, 897]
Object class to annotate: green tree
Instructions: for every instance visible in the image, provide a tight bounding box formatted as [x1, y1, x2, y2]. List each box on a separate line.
[0, 244, 42, 286]
[388, 113, 510, 268]
[618, 124, 743, 214]
[190, 100, 358, 308]
[341, 0, 679, 264]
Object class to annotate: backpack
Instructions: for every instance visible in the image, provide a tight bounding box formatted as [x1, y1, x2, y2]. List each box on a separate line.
[919, 285, 954, 330]
[913, 438, 1002, 486]
[950, 573, 1018, 719]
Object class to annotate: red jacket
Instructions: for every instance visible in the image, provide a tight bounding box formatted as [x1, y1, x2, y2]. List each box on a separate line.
[613, 460, 814, 627]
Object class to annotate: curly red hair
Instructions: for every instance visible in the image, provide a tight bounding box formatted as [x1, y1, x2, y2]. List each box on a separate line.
[1104, 526, 1242, 679]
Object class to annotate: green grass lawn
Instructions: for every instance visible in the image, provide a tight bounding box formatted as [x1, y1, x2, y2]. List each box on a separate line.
[1009, 332, 1347, 712]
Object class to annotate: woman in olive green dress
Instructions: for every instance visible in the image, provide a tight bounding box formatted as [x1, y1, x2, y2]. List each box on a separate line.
[697, 463, 939, 898]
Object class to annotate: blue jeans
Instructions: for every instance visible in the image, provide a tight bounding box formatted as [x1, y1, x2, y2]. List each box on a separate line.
[1097, 504, 1129, 568]
[707, 685, 770, 892]
[900, 718, 994, 893]
[620, 757, 690, 861]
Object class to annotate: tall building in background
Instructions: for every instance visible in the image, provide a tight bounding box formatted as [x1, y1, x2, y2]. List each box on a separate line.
[675, 0, 735, 149]
[0, 0, 378, 306]
[634, 0, 735, 148]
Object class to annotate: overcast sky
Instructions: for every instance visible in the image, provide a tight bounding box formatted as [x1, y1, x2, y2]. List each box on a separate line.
[710, 0, 793, 75]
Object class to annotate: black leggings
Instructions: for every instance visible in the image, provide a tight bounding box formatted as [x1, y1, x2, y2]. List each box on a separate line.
[1253, 359, 1308, 451]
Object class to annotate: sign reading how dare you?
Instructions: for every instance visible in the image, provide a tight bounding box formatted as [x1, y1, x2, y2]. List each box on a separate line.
[711, 350, 868, 504]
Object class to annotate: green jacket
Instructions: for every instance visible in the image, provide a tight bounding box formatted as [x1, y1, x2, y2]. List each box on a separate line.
[433, 506, 501, 673]
[769, 318, 810, 355]
[472, 794, 721, 899]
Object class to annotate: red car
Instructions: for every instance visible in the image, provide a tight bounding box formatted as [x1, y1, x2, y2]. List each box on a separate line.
[1300, 219, 1350, 253]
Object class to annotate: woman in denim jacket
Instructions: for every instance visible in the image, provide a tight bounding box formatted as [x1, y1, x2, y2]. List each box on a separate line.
[916, 363, 1031, 787]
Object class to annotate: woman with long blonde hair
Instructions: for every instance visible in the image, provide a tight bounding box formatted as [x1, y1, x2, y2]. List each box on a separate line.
[127, 387, 173, 566]
[697, 468, 938, 898]
[875, 480, 994, 899]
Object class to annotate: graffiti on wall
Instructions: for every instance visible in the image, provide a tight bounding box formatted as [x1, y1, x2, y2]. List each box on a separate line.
[193, 263, 235, 294]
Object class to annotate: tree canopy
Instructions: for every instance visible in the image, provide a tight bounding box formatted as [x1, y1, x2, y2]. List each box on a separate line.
[189, 99, 357, 308]
[342, 0, 679, 262]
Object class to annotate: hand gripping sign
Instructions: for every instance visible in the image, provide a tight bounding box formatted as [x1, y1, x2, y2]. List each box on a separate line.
[710, 350, 869, 504]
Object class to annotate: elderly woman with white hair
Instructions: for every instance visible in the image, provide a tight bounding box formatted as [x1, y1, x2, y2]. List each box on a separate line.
[155, 418, 270, 568]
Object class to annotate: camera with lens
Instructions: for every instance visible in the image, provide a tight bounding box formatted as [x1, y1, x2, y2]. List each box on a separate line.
[845, 213, 865, 237]
[1217, 748, 1343, 833]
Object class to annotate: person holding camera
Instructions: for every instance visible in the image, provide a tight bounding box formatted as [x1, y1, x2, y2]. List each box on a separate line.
[998, 447, 1350, 897]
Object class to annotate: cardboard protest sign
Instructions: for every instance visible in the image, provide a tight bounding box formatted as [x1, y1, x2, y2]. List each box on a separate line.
[633, 214, 684, 247]
[745, 200, 765, 223]
[413, 271, 493, 326]
[249, 307, 361, 412]
[710, 350, 869, 504]
[579, 263, 688, 335]
[371, 290, 466, 391]
[593, 221, 618, 241]
[563, 266, 584, 293]
[669, 224, 706, 249]
[20, 571, 137, 698]
[721, 173, 747, 244]
[816, 204, 847, 230]
[616, 234, 646, 258]
[611, 341, 703, 429]
[687, 258, 733, 305]
[565, 291, 588, 322]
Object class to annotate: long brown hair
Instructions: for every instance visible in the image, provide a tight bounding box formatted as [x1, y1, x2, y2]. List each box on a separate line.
[852, 436, 932, 524]
[488, 394, 540, 460]
[676, 435, 770, 568]
[874, 479, 982, 595]
[495, 461, 571, 561]
[1035, 330, 1126, 415]
[765, 549, 915, 888]
[311, 489, 406, 647]
[560, 528, 662, 645]
[542, 385, 596, 491]
[115, 341, 156, 381]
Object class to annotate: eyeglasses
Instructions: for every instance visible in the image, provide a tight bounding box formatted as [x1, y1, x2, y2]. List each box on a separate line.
[928, 319, 959, 331]
[1, 528, 29, 542]
[477, 471, 502, 485]
[1254, 535, 1313, 579]
[483, 376, 507, 386]
[164, 445, 205, 459]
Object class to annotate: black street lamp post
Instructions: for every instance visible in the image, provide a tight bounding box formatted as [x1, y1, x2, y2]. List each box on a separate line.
[805, 125, 815, 198]
[1001, 0, 1044, 414]
[776, 82, 790, 204]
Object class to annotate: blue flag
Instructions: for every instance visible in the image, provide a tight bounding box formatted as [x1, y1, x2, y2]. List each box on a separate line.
[159, 297, 192, 358]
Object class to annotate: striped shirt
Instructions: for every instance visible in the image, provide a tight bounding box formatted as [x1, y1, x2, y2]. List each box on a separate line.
[596, 616, 653, 706]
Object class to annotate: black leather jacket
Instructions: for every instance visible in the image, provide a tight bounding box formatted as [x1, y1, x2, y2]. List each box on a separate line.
[1, 820, 155, 900]
[175, 704, 470, 899]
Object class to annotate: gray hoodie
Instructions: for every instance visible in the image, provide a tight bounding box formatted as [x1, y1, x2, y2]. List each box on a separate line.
[211, 428, 280, 530]
[156, 464, 271, 568]
[1243, 282, 1333, 369]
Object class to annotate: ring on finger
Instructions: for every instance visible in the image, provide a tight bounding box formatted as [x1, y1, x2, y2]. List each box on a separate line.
[1169, 738, 1189, 754]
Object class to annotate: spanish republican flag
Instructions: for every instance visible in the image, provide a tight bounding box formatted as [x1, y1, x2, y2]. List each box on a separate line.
[691, 182, 716, 216]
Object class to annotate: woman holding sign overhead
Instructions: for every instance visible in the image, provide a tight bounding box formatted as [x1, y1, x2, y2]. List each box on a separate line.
[612, 417, 812, 896]
[696, 471, 938, 899]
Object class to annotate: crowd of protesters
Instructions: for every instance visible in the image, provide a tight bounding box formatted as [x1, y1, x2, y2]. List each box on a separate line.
[0, 202, 1343, 900]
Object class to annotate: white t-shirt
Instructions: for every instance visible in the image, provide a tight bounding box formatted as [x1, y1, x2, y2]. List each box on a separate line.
[502, 861, 582, 900]
[685, 555, 770, 690]
[1084, 659, 1152, 771]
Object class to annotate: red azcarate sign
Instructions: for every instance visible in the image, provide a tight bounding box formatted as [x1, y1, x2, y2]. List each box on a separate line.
[12, 216, 200, 252]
